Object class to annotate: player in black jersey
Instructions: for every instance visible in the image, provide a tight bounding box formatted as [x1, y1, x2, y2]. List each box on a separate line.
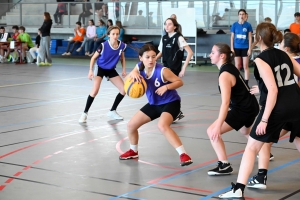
[156, 18, 194, 122]
[246, 32, 300, 190]
[219, 22, 300, 199]
[207, 43, 259, 176]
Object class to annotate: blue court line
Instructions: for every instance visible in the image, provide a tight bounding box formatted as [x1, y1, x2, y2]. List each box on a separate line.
[110, 137, 292, 199]
[123, 196, 147, 200]
[200, 157, 300, 200]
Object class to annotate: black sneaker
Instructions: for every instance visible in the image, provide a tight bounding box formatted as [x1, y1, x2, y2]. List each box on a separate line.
[173, 111, 185, 123]
[22, 59, 27, 64]
[31, 59, 37, 64]
[257, 153, 274, 161]
[207, 161, 233, 175]
[247, 175, 267, 189]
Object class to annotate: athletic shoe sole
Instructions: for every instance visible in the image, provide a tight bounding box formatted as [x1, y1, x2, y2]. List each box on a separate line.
[207, 171, 233, 176]
[119, 155, 139, 160]
[180, 160, 193, 167]
[247, 184, 267, 189]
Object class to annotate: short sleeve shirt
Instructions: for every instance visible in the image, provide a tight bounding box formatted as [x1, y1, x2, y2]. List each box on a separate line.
[158, 32, 187, 52]
[231, 21, 253, 49]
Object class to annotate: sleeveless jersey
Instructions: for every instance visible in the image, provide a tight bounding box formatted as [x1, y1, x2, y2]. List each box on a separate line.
[137, 62, 180, 105]
[293, 56, 300, 81]
[162, 32, 184, 71]
[254, 48, 300, 121]
[219, 63, 259, 114]
[97, 40, 126, 70]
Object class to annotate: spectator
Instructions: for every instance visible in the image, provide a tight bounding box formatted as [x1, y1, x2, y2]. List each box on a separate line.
[289, 12, 300, 36]
[29, 29, 41, 64]
[84, 19, 96, 56]
[116, 20, 124, 41]
[39, 12, 53, 66]
[76, 19, 96, 54]
[62, 21, 86, 56]
[149, 12, 155, 26]
[78, 0, 93, 26]
[135, 10, 146, 26]
[0, 27, 12, 63]
[91, 19, 106, 56]
[54, 0, 67, 26]
[2, 25, 19, 62]
[284, 28, 291, 34]
[103, 19, 113, 41]
[11, 25, 19, 41]
[264, 17, 272, 23]
[95, 0, 108, 20]
[15, 26, 34, 63]
[222, 8, 229, 20]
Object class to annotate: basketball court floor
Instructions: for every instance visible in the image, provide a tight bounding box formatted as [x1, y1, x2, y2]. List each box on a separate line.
[0, 58, 299, 200]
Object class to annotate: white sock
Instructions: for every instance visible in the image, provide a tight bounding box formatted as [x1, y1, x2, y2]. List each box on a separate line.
[221, 160, 229, 164]
[176, 145, 186, 155]
[130, 144, 138, 152]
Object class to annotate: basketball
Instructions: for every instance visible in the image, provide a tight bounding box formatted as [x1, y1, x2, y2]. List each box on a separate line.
[124, 78, 147, 98]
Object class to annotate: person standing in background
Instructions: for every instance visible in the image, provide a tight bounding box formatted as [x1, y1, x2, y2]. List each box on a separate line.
[289, 12, 300, 36]
[38, 12, 53, 66]
[78, 0, 92, 26]
[53, 0, 67, 26]
[230, 9, 253, 86]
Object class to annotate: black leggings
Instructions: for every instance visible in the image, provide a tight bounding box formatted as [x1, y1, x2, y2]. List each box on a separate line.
[66, 40, 81, 53]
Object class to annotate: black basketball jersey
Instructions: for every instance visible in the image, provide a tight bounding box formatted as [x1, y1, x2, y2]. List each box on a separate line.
[254, 48, 300, 121]
[219, 63, 259, 114]
[162, 32, 184, 71]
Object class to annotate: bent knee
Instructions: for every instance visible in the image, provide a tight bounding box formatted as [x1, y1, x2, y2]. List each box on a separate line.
[157, 123, 169, 133]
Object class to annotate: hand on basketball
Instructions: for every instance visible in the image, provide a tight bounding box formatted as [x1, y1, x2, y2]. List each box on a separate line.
[250, 85, 259, 94]
[256, 122, 267, 135]
[88, 70, 94, 80]
[129, 71, 142, 82]
[155, 85, 167, 96]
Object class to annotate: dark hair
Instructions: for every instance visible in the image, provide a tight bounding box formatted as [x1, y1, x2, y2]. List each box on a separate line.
[44, 12, 51, 20]
[283, 33, 300, 54]
[238, 9, 247, 15]
[264, 17, 272, 22]
[116, 21, 123, 29]
[76, 21, 82, 26]
[106, 25, 120, 35]
[38, 28, 41, 31]
[164, 18, 183, 37]
[12, 25, 19, 30]
[294, 12, 300, 17]
[19, 26, 25, 31]
[214, 43, 235, 63]
[255, 22, 283, 47]
[0, 26, 4, 30]
[99, 19, 105, 26]
[138, 44, 157, 71]
[284, 29, 291, 34]
[89, 19, 95, 25]
[107, 19, 113, 28]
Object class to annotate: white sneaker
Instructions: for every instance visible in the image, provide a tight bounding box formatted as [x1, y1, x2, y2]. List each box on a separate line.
[219, 183, 243, 198]
[107, 110, 123, 120]
[78, 112, 88, 123]
[76, 47, 82, 52]
[66, 52, 71, 56]
[62, 52, 67, 56]
[85, 52, 89, 56]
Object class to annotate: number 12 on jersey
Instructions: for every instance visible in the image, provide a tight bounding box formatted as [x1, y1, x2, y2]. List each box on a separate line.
[274, 63, 294, 87]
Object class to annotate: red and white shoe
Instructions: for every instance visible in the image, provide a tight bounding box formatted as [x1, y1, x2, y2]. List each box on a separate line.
[180, 153, 193, 166]
[119, 149, 139, 160]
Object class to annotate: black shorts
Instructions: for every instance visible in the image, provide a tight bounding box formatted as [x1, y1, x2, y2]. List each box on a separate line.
[140, 100, 180, 121]
[225, 108, 257, 131]
[282, 121, 300, 143]
[234, 48, 248, 57]
[96, 67, 119, 78]
[250, 109, 286, 143]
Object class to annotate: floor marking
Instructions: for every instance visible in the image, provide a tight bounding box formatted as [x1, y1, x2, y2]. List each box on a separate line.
[65, 146, 74, 150]
[44, 155, 52, 159]
[13, 172, 22, 177]
[5, 178, 13, 184]
[33, 160, 41, 164]
[54, 151, 63, 155]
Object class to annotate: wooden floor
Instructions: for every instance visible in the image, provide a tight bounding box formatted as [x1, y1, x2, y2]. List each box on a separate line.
[0, 59, 299, 200]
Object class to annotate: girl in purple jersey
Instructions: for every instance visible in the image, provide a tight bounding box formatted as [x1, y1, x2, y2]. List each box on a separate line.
[78, 26, 127, 122]
[119, 44, 193, 167]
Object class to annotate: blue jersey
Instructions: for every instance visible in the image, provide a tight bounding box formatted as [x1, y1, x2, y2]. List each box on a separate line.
[137, 62, 180, 105]
[96, 40, 126, 70]
[231, 21, 253, 49]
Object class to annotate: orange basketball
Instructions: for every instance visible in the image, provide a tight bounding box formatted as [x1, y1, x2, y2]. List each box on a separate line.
[124, 78, 147, 98]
